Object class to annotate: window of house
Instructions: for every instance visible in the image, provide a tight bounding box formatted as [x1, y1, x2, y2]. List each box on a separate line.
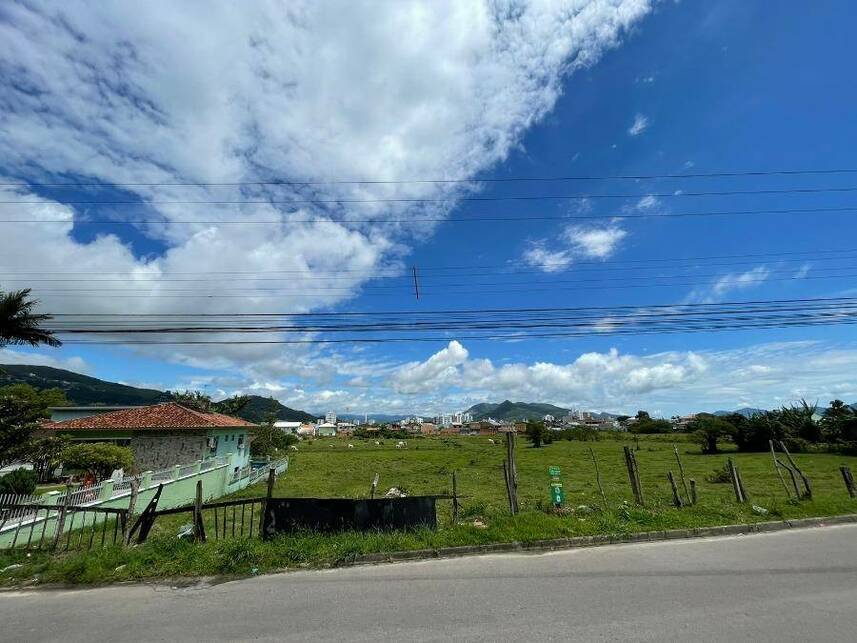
[237, 434, 245, 449]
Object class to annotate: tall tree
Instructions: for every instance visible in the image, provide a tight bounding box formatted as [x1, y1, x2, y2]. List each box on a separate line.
[0, 289, 61, 348]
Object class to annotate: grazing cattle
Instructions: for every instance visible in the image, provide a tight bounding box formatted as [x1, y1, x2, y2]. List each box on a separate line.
[348, 443, 354, 449]
[488, 439, 495, 445]
[289, 445, 298, 451]
[396, 441, 404, 449]
[374, 440, 380, 445]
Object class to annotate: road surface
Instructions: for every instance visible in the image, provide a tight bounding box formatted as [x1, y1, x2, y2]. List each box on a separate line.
[3, 524, 857, 641]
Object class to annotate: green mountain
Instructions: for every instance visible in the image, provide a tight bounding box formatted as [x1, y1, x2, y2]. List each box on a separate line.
[465, 400, 571, 422]
[216, 395, 316, 424]
[0, 364, 169, 406]
[0, 364, 315, 423]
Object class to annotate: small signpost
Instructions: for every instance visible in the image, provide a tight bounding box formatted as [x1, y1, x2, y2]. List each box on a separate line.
[548, 466, 564, 508]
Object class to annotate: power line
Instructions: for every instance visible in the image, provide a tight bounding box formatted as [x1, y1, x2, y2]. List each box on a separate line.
[4, 254, 850, 284]
[46, 296, 857, 318]
[3, 167, 856, 188]
[3, 246, 854, 277]
[2, 185, 857, 206]
[6, 204, 857, 225]
[20, 269, 857, 298]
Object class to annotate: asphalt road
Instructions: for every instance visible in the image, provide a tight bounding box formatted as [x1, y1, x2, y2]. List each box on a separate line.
[3, 524, 857, 642]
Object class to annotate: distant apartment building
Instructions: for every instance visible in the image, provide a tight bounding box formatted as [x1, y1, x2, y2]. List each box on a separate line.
[325, 411, 337, 425]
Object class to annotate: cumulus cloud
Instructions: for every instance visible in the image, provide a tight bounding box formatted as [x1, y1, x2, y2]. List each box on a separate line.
[628, 112, 649, 136]
[0, 0, 653, 373]
[391, 341, 469, 394]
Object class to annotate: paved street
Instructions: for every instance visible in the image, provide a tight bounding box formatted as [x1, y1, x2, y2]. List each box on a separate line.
[3, 524, 857, 642]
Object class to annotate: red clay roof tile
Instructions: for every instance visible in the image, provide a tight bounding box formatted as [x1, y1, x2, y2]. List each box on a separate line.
[43, 402, 257, 431]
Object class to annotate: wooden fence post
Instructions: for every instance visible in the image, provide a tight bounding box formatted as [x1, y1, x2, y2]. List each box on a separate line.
[689, 478, 697, 506]
[778, 441, 812, 500]
[673, 445, 690, 502]
[769, 440, 792, 499]
[259, 467, 275, 539]
[623, 446, 643, 506]
[51, 484, 72, 550]
[127, 484, 163, 545]
[727, 459, 745, 503]
[667, 471, 683, 508]
[193, 480, 206, 542]
[370, 473, 379, 499]
[840, 466, 856, 498]
[588, 447, 607, 505]
[452, 471, 460, 524]
[123, 477, 139, 542]
[504, 432, 519, 515]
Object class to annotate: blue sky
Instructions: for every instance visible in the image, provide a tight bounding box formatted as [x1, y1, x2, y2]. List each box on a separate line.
[3, 1, 857, 417]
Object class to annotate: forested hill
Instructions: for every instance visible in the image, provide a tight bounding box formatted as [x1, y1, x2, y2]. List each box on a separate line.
[0, 364, 169, 406]
[0, 364, 315, 423]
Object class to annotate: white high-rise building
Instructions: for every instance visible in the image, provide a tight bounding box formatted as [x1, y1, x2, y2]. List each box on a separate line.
[325, 411, 337, 425]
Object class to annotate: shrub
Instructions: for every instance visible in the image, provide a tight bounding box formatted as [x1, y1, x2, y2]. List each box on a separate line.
[706, 463, 732, 484]
[0, 468, 37, 494]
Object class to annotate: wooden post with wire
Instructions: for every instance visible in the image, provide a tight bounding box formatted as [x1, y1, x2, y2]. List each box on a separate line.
[667, 471, 683, 508]
[673, 445, 690, 503]
[588, 447, 607, 506]
[259, 467, 276, 539]
[452, 471, 461, 524]
[840, 466, 856, 498]
[370, 472, 379, 499]
[193, 480, 206, 542]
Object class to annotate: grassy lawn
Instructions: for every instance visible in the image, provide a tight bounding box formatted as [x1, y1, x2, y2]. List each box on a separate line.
[3, 434, 856, 586]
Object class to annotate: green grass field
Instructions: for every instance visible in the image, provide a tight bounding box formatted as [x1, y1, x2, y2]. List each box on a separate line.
[3, 434, 856, 586]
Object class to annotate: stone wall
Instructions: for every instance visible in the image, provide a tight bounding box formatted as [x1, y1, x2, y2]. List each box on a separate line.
[131, 432, 208, 471]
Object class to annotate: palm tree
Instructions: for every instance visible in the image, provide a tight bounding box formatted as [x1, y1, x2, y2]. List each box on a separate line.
[0, 289, 61, 348]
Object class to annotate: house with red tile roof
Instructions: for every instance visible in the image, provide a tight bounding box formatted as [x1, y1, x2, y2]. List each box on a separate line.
[41, 402, 257, 472]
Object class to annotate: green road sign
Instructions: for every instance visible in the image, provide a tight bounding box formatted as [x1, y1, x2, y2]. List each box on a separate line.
[550, 481, 565, 505]
[548, 466, 561, 477]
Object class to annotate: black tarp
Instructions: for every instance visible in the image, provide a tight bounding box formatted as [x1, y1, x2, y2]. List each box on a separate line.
[262, 496, 437, 536]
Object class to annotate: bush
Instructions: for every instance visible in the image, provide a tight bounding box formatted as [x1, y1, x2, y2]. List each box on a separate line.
[690, 414, 735, 454]
[706, 463, 732, 484]
[0, 468, 37, 494]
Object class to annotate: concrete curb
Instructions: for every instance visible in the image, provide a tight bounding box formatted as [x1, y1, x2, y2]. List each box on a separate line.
[345, 513, 857, 566]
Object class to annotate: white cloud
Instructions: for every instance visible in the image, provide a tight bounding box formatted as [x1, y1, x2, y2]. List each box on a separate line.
[0, 348, 90, 374]
[521, 242, 573, 272]
[391, 340, 469, 394]
[794, 263, 812, 279]
[635, 194, 659, 210]
[563, 224, 627, 258]
[374, 340, 857, 415]
[685, 266, 770, 304]
[0, 0, 653, 370]
[523, 222, 627, 272]
[628, 112, 649, 136]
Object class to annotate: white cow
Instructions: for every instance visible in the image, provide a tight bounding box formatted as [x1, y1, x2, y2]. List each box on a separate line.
[374, 440, 380, 445]
[289, 445, 298, 451]
[348, 443, 354, 449]
[488, 439, 495, 445]
[396, 441, 405, 449]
